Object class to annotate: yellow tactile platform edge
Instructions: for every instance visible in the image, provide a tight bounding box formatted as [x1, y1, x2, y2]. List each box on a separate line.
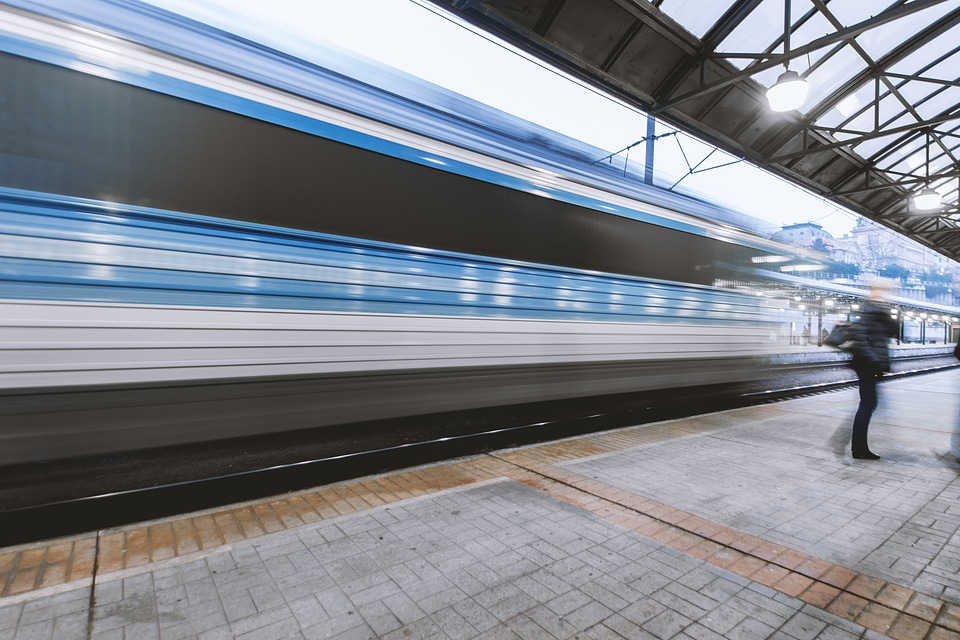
[2, 419, 958, 640]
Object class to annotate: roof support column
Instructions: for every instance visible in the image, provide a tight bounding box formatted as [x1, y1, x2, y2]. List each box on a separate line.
[644, 114, 656, 185]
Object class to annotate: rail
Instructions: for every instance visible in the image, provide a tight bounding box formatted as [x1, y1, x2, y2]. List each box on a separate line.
[0, 354, 956, 547]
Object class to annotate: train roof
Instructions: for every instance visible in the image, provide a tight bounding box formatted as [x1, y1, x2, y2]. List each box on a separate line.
[4, 0, 778, 243]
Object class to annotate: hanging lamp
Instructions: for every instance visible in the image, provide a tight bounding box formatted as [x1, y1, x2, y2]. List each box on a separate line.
[912, 130, 942, 211]
[766, 0, 808, 112]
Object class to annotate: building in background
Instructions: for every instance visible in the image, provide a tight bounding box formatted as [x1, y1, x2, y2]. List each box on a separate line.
[772, 220, 960, 307]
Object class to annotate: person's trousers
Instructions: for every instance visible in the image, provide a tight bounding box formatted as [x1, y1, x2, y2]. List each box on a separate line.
[852, 367, 879, 454]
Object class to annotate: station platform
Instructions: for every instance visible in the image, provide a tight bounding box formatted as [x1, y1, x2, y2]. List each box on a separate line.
[2, 369, 960, 639]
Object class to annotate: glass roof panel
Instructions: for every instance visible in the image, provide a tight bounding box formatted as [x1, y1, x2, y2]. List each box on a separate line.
[896, 79, 939, 106]
[788, 11, 836, 66]
[716, 4, 843, 75]
[931, 155, 953, 173]
[716, 0, 784, 63]
[838, 109, 874, 135]
[932, 144, 955, 163]
[853, 2, 958, 60]
[874, 149, 903, 171]
[888, 24, 960, 75]
[852, 133, 907, 162]
[885, 147, 929, 175]
[814, 81, 872, 128]
[752, 65, 787, 90]
[877, 134, 925, 169]
[925, 50, 960, 81]
[815, 107, 850, 130]
[823, 0, 886, 27]
[658, 0, 732, 39]
[947, 131, 960, 150]
[885, 112, 919, 133]
[917, 87, 960, 119]
[876, 93, 913, 126]
[803, 45, 866, 107]
[934, 137, 957, 153]
[833, 130, 859, 142]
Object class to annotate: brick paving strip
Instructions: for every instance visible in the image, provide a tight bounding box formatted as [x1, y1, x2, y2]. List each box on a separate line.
[1, 419, 959, 639]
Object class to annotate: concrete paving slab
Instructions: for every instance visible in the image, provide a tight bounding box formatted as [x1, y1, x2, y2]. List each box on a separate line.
[1, 369, 959, 639]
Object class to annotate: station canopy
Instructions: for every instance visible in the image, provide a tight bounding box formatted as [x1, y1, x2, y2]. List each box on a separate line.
[426, 0, 960, 263]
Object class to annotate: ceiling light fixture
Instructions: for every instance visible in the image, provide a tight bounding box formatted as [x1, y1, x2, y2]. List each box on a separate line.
[911, 130, 942, 211]
[766, 0, 808, 112]
[767, 69, 809, 112]
[913, 186, 941, 211]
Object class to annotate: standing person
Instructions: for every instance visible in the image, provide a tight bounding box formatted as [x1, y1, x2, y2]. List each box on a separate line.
[849, 279, 899, 460]
[953, 341, 960, 460]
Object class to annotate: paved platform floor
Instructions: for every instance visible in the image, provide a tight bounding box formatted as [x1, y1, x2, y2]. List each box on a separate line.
[2, 368, 960, 639]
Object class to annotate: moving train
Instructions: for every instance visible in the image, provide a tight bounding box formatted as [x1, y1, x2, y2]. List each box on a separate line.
[1, 0, 815, 465]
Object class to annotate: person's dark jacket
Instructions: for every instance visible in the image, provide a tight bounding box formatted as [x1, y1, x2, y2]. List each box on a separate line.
[849, 301, 899, 373]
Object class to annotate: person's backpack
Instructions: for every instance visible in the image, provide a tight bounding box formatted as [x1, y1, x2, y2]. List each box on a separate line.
[824, 322, 856, 352]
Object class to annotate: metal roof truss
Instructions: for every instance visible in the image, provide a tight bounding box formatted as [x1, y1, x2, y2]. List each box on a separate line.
[428, 0, 960, 263]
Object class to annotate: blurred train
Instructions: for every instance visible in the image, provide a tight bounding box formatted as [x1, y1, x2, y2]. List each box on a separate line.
[1, 0, 817, 465]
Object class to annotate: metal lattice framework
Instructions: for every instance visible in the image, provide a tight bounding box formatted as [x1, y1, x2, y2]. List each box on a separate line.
[427, 0, 960, 262]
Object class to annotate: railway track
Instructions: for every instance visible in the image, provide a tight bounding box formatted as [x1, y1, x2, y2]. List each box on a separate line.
[0, 354, 956, 548]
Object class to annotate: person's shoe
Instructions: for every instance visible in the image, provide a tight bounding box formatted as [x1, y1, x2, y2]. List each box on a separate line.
[853, 451, 880, 460]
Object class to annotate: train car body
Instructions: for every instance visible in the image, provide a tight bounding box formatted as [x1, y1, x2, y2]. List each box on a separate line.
[0, 1, 801, 464]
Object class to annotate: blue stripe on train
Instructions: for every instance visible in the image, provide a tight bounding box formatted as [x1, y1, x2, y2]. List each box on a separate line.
[0, 188, 766, 324]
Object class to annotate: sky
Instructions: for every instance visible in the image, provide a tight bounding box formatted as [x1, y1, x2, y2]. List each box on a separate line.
[143, 0, 862, 239]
